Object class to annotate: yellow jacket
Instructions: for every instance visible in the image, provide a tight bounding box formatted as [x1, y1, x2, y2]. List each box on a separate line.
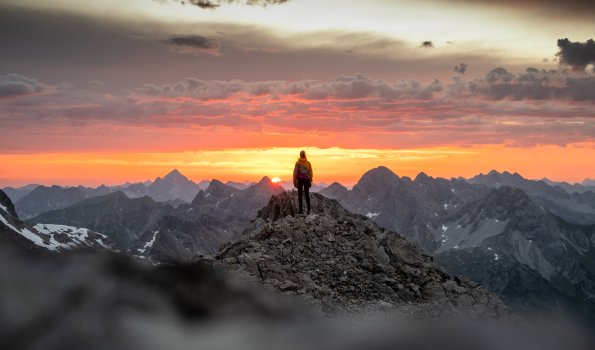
[293, 157, 313, 182]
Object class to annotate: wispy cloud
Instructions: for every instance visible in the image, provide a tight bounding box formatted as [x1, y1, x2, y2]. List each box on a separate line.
[0, 74, 47, 98]
[161, 35, 222, 56]
[158, 0, 289, 9]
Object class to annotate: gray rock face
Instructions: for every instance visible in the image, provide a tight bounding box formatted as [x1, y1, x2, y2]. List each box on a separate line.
[217, 191, 510, 319]
[0, 190, 116, 253]
[0, 189, 19, 218]
[145, 169, 201, 203]
[435, 187, 595, 322]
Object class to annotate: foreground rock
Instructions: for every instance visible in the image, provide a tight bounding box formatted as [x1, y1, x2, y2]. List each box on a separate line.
[216, 191, 510, 319]
[1, 244, 592, 350]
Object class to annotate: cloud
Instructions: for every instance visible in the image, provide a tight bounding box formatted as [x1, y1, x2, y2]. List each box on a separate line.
[454, 63, 467, 75]
[160, 0, 288, 9]
[0, 5, 522, 88]
[436, 0, 595, 20]
[141, 74, 444, 101]
[2, 71, 594, 151]
[556, 38, 595, 72]
[162, 35, 222, 56]
[0, 74, 46, 98]
[466, 67, 595, 101]
[420, 41, 434, 48]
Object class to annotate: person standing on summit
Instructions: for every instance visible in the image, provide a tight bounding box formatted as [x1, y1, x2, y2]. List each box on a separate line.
[293, 150, 313, 214]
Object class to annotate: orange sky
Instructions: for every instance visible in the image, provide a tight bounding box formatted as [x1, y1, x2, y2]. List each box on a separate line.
[1, 1, 594, 188]
[1, 144, 593, 187]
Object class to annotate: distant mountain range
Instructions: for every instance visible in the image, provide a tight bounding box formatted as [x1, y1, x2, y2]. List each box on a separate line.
[320, 167, 595, 324]
[27, 176, 284, 262]
[542, 178, 595, 194]
[7, 170, 203, 219]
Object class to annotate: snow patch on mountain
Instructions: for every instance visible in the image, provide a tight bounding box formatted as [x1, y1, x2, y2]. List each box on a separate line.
[137, 231, 158, 254]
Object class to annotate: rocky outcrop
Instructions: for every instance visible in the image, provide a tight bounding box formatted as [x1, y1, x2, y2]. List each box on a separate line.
[217, 191, 510, 319]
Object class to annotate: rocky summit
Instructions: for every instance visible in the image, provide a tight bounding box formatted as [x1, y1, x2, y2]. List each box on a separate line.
[216, 191, 510, 319]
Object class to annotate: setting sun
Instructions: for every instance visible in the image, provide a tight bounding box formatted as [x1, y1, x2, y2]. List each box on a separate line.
[271, 177, 281, 183]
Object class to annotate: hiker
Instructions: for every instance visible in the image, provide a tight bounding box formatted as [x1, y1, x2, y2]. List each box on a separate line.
[293, 150, 313, 214]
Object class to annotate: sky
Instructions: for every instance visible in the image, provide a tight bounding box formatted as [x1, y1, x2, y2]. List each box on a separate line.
[0, 0, 594, 186]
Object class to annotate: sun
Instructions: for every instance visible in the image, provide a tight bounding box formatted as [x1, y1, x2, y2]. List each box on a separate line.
[271, 177, 281, 183]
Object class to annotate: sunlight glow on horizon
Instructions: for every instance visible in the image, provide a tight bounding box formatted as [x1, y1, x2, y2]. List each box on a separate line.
[1, 144, 593, 187]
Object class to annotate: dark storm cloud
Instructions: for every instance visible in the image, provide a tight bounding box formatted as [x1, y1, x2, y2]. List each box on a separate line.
[439, 0, 595, 20]
[160, 0, 288, 9]
[556, 38, 595, 72]
[162, 35, 222, 56]
[421, 41, 434, 48]
[0, 74, 46, 97]
[454, 63, 467, 75]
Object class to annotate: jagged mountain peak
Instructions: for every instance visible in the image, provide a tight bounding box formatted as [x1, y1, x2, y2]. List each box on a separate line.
[365, 165, 398, 178]
[414, 172, 431, 182]
[205, 179, 231, 192]
[252, 176, 284, 191]
[155, 169, 191, 184]
[258, 176, 271, 184]
[318, 182, 349, 201]
[194, 180, 236, 203]
[353, 166, 400, 192]
[326, 181, 347, 189]
[163, 168, 185, 180]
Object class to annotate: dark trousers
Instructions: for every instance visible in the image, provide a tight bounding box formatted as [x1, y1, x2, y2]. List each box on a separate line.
[297, 178, 311, 213]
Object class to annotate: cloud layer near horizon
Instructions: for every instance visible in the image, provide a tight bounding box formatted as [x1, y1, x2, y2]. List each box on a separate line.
[1, 69, 594, 152]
